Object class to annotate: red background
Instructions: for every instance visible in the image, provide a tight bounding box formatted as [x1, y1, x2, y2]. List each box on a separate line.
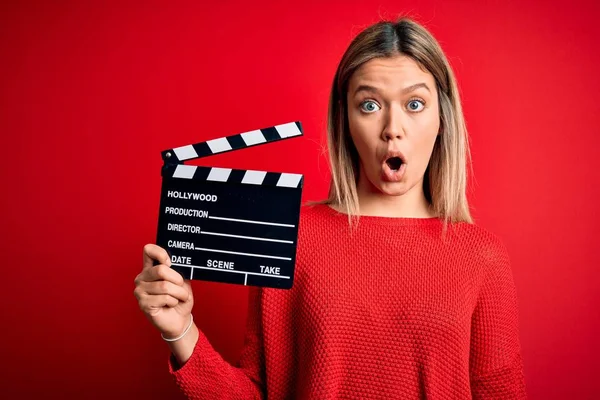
[1, 1, 599, 398]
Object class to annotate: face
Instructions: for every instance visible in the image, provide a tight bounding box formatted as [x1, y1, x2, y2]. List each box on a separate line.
[346, 54, 440, 197]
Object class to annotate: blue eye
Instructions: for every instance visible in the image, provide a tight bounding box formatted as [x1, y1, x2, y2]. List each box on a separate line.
[360, 100, 380, 113]
[407, 100, 425, 112]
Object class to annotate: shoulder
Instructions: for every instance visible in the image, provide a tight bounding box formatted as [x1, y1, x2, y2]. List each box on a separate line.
[449, 221, 511, 269]
[295, 201, 343, 251]
[298, 201, 337, 228]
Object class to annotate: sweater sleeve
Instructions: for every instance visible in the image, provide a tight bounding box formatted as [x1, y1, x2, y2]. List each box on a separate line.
[469, 239, 527, 399]
[167, 286, 266, 399]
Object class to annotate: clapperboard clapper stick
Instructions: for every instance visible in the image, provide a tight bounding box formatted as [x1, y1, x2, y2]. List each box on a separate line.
[156, 121, 304, 289]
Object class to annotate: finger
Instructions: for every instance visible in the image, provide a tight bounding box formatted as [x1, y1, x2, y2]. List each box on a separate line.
[145, 264, 184, 286]
[143, 244, 171, 270]
[143, 280, 190, 302]
[141, 294, 179, 311]
[135, 264, 180, 286]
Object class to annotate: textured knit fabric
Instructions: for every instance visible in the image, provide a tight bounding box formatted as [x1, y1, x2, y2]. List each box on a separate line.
[168, 203, 527, 399]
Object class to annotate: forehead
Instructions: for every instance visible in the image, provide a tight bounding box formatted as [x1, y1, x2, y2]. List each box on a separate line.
[348, 55, 436, 91]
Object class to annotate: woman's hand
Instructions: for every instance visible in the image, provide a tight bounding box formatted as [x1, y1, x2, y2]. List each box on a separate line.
[134, 244, 194, 339]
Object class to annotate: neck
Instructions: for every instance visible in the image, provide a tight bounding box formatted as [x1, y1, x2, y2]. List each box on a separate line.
[355, 169, 435, 218]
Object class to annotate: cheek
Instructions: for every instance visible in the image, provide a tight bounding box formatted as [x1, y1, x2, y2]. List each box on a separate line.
[348, 114, 377, 157]
[416, 134, 438, 164]
[411, 116, 440, 167]
[350, 135, 372, 168]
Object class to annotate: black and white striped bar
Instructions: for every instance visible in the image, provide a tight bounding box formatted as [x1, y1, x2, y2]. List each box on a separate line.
[161, 121, 303, 164]
[163, 165, 303, 188]
[156, 121, 304, 290]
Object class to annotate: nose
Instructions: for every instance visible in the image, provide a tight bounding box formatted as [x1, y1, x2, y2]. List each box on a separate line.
[381, 104, 405, 141]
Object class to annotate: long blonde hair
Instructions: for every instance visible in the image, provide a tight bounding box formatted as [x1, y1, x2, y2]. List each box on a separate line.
[322, 17, 472, 226]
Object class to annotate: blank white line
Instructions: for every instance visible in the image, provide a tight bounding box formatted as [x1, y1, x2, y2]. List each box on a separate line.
[201, 230, 293, 244]
[209, 215, 295, 228]
[171, 263, 290, 279]
[190, 267, 194, 280]
[194, 247, 291, 260]
[244, 274, 248, 285]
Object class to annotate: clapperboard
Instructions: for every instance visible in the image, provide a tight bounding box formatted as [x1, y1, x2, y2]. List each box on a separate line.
[156, 121, 303, 289]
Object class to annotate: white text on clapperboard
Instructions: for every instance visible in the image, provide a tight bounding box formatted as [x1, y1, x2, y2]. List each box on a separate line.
[164, 190, 281, 276]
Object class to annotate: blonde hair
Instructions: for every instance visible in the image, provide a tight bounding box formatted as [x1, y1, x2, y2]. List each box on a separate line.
[322, 17, 472, 226]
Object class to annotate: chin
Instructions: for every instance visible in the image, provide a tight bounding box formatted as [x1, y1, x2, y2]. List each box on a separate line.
[368, 176, 413, 196]
[376, 182, 412, 196]
[360, 168, 418, 197]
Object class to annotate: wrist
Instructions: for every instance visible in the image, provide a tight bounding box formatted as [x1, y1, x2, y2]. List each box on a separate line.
[168, 323, 200, 367]
[162, 314, 194, 342]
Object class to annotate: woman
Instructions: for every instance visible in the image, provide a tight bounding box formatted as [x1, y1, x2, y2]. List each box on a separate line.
[134, 17, 527, 399]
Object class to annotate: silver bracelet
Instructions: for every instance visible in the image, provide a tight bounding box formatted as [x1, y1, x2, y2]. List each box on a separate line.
[161, 314, 194, 342]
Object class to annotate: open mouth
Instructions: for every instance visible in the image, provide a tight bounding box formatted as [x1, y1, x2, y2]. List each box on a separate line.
[385, 156, 403, 171]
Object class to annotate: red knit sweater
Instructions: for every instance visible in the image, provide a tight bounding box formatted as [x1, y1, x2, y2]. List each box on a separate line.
[168, 203, 527, 399]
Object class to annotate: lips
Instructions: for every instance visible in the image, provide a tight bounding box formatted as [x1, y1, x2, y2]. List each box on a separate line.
[381, 151, 407, 182]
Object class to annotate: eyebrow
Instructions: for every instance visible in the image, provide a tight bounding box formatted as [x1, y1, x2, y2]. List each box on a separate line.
[353, 82, 431, 96]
